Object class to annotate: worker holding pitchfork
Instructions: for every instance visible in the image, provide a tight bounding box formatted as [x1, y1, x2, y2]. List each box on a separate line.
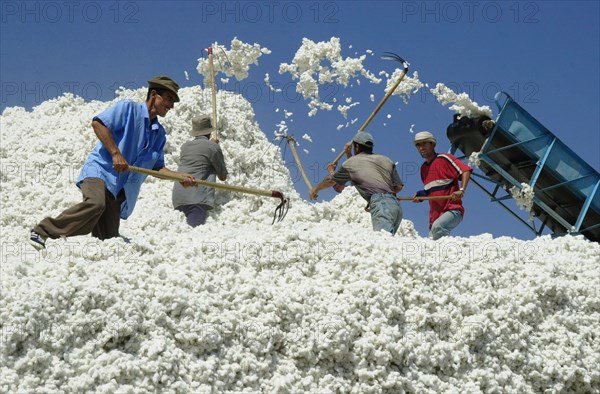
[29, 76, 196, 249]
[412, 131, 472, 240]
[309, 131, 404, 235]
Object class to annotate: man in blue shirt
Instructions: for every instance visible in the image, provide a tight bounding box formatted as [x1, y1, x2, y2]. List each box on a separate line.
[29, 76, 196, 249]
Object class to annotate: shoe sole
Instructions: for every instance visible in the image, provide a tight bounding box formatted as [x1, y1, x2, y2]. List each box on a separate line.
[28, 239, 46, 250]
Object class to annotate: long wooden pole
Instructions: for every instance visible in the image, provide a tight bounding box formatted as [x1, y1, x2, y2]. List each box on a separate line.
[396, 195, 455, 201]
[128, 166, 281, 199]
[208, 47, 219, 141]
[286, 136, 313, 189]
[331, 65, 408, 167]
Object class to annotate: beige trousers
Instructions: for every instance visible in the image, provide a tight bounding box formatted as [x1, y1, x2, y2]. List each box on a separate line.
[34, 178, 125, 240]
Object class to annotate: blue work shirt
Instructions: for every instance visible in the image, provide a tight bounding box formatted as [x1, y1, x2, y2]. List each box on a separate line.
[77, 100, 166, 219]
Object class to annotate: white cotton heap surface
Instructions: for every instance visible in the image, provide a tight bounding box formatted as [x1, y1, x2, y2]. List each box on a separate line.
[1, 88, 599, 393]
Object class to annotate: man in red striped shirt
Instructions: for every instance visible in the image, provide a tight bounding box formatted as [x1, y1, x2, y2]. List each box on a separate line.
[412, 131, 472, 240]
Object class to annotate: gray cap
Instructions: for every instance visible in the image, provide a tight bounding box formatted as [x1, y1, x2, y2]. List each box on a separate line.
[352, 131, 374, 146]
[191, 116, 212, 136]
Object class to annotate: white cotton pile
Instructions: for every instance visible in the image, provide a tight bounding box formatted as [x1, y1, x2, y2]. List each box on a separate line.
[1, 86, 599, 393]
[430, 83, 493, 118]
[278, 37, 381, 117]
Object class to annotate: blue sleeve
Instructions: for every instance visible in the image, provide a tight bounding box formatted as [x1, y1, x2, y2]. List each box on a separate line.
[152, 134, 166, 170]
[93, 101, 133, 140]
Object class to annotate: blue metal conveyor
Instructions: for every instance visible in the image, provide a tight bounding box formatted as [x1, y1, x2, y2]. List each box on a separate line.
[447, 92, 600, 242]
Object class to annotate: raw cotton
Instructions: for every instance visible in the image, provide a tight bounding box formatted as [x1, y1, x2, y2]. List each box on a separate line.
[1, 87, 599, 393]
[279, 37, 381, 117]
[510, 183, 536, 217]
[197, 37, 270, 83]
[430, 83, 493, 118]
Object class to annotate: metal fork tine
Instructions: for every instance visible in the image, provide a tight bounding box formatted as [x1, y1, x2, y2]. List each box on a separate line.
[271, 196, 289, 224]
[381, 52, 406, 64]
[217, 47, 232, 71]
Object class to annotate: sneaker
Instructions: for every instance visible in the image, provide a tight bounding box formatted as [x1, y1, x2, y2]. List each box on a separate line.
[29, 229, 46, 250]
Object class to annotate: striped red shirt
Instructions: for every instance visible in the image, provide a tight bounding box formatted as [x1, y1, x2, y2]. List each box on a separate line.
[420, 153, 472, 228]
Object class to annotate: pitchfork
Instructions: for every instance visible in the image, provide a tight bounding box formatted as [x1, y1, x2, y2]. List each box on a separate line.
[330, 52, 409, 168]
[128, 166, 290, 224]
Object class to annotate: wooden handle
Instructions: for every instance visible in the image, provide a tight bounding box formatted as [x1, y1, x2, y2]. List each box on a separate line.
[286, 136, 313, 189]
[208, 47, 219, 141]
[128, 166, 280, 199]
[396, 195, 455, 201]
[332, 68, 408, 167]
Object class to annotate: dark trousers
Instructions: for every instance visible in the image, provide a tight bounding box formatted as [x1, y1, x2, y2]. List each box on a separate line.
[176, 204, 210, 227]
[34, 178, 126, 240]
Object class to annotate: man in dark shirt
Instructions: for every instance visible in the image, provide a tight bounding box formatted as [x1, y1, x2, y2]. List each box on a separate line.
[310, 132, 404, 235]
[172, 116, 228, 227]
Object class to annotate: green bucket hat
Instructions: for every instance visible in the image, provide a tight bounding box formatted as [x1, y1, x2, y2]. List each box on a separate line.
[148, 75, 180, 102]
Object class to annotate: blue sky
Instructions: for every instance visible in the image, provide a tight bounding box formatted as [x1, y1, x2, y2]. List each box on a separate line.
[2, 1, 599, 240]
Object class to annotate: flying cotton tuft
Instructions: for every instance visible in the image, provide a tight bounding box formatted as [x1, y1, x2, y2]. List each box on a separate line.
[279, 37, 381, 116]
[197, 37, 270, 82]
[384, 70, 424, 105]
[430, 83, 492, 118]
[264, 73, 282, 93]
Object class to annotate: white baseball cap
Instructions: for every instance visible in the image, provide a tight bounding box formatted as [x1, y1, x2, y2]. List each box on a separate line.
[414, 131, 437, 145]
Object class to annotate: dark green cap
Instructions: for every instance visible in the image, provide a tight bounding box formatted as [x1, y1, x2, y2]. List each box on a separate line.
[148, 75, 180, 102]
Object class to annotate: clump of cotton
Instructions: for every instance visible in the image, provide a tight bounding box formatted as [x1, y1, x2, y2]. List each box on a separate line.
[384, 69, 424, 105]
[279, 37, 381, 116]
[273, 120, 289, 140]
[510, 183, 536, 214]
[264, 73, 282, 93]
[430, 83, 493, 118]
[197, 37, 270, 83]
[337, 101, 360, 119]
[468, 151, 481, 167]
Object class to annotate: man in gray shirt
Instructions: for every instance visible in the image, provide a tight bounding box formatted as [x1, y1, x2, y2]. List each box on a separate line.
[309, 132, 404, 235]
[172, 116, 228, 227]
